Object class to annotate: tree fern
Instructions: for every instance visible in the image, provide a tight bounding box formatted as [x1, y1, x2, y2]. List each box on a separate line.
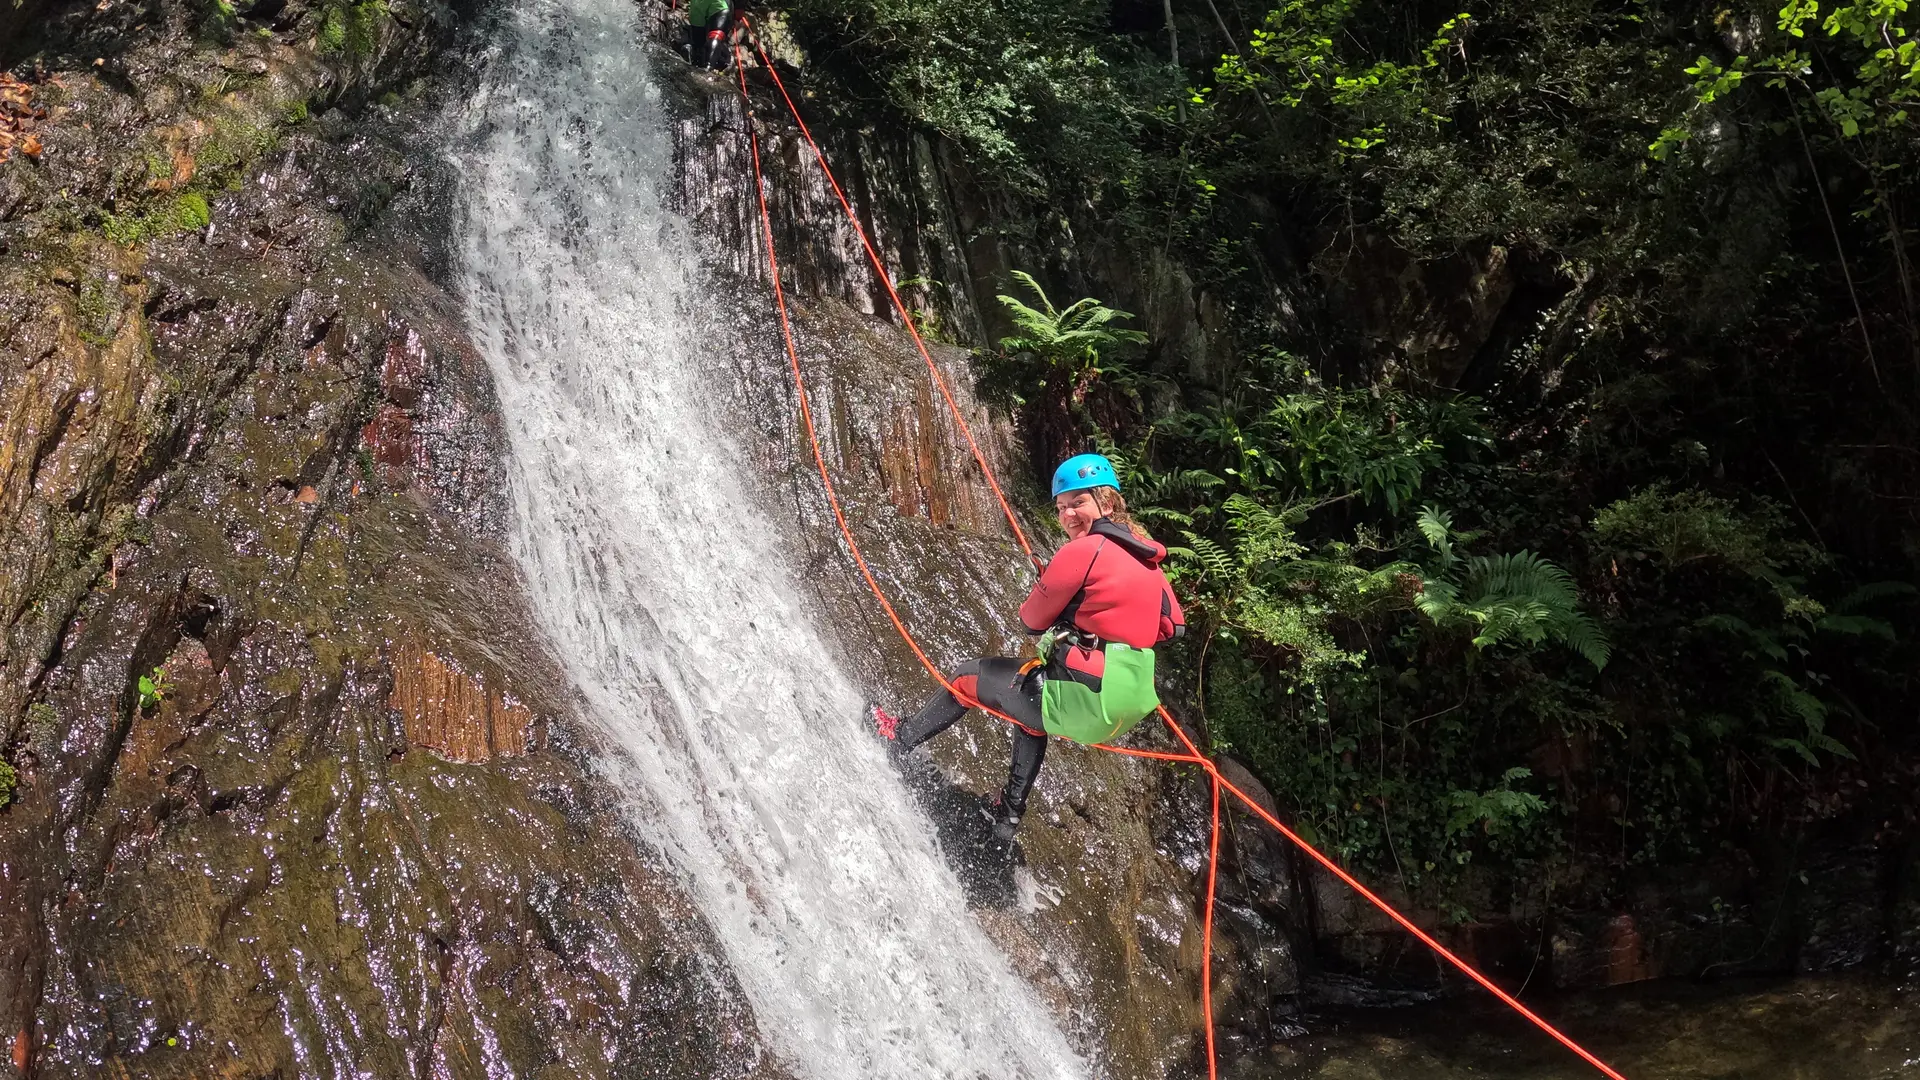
[1415, 512, 1611, 670]
[996, 271, 1147, 372]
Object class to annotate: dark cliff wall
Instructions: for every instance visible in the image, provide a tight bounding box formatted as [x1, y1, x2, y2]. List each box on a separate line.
[709, 24, 1919, 1036]
[0, 6, 785, 1077]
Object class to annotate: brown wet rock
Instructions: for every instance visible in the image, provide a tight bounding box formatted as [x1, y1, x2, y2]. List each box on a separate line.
[0, 237, 166, 740]
[1, 10, 787, 1080]
[0, 292, 783, 1074]
[388, 637, 537, 764]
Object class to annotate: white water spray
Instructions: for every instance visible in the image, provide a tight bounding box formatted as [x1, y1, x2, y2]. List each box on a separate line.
[451, 1, 1089, 1077]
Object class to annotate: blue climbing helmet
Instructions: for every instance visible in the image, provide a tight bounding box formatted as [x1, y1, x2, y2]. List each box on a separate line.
[1051, 453, 1119, 499]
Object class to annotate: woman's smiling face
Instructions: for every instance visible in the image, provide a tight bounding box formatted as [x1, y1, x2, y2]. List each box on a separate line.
[1055, 489, 1105, 540]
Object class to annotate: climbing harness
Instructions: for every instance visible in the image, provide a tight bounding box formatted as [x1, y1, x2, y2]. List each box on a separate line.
[1041, 640, 1158, 744]
[728, 32, 1632, 1080]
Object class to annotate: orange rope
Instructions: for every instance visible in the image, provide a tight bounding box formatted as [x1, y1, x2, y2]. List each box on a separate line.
[741, 28, 1037, 563]
[728, 42, 1629, 1080]
[1160, 706, 1631, 1080]
[1202, 771, 1220, 1071]
[729, 51, 1145, 748]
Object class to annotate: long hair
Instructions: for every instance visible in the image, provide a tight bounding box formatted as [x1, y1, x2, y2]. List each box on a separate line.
[1090, 486, 1152, 541]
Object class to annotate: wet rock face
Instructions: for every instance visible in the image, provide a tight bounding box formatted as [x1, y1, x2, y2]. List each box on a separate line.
[2, 9, 781, 1079]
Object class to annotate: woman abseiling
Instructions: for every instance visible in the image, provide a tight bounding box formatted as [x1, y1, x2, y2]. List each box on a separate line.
[876, 453, 1186, 839]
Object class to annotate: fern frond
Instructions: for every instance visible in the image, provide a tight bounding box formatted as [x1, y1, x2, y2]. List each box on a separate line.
[1834, 580, 1918, 612]
[1693, 613, 1757, 636]
[1809, 732, 1858, 760]
[1179, 532, 1240, 582]
[1415, 578, 1460, 621]
[1462, 552, 1578, 610]
[1417, 549, 1608, 668]
[1008, 270, 1054, 314]
[1554, 611, 1613, 670]
[1056, 296, 1108, 327]
[1223, 493, 1306, 531]
[1136, 505, 1196, 527]
[1416, 505, 1456, 568]
[1767, 736, 1820, 766]
[1133, 467, 1226, 502]
[1815, 613, 1896, 639]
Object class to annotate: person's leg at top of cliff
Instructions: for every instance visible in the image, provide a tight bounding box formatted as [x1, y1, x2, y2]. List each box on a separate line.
[680, 0, 731, 70]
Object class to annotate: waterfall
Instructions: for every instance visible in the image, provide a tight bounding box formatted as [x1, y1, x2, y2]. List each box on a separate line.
[449, 1, 1089, 1076]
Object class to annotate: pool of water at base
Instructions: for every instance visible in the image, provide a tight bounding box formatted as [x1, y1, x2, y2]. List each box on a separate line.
[1258, 974, 1915, 1079]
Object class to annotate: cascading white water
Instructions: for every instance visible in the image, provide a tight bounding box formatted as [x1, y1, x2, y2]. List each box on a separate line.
[451, 1, 1090, 1077]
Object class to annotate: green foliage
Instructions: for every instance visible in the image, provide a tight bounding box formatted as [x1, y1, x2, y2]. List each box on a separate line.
[1444, 768, 1548, 845]
[782, 0, 1156, 183]
[1687, 576, 1913, 767]
[137, 667, 173, 712]
[996, 270, 1148, 389]
[1148, 356, 1488, 513]
[1210, 0, 1466, 157]
[1169, 493, 1379, 683]
[102, 192, 211, 246]
[784, 0, 1920, 912]
[1414, 508, 1610, 670]
[1415, 505, 1460, 568]
[1674, 0, 1920, 144]
[1594, 486, 1797, 571]
[1259, 391, 1484, 512]
[318, 0, 389, 57]
[980, 270, 1152, 443]
[1025, 344, 1590, 881]
[0, 757, 14, 808]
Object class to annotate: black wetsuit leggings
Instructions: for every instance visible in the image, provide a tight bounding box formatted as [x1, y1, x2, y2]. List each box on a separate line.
[683, 13, 730, 69]
[894, 657, 1047, 814]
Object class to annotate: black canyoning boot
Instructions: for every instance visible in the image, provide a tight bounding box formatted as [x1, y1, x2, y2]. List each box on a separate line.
[981, 792, 1023, 841]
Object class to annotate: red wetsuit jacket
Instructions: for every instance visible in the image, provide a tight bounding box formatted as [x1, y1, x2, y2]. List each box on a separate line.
[1019, 519, 1186, 681]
